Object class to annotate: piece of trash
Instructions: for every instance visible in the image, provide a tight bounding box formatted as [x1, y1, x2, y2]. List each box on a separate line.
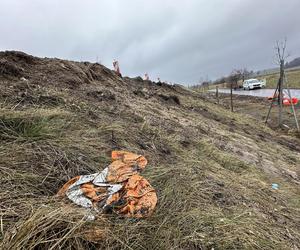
[84, 212, 96, 221]
[282, 124, 290, 129]
[113, 60, 121, 76]
[272, 183, 279, 190]
[20, 77, 28, 82]
[57, 151, 157, 219]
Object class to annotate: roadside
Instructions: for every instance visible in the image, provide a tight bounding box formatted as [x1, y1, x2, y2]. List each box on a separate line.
[204, 92, 300, 134]
[193, 67, 300, 92]
[256, 67, 300, 89]
[209, 88, 300, 98]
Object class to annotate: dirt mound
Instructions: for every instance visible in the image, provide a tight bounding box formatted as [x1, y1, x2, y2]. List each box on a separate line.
[0, 51, 122, 89]
[1, 51, 300, 249]
[0, 59, 24, 77]
[0, 51, 37, 64]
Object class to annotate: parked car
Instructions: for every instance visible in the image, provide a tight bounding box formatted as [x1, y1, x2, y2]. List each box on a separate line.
[243, 79, 264, 90]
[260, 79, 266, 88]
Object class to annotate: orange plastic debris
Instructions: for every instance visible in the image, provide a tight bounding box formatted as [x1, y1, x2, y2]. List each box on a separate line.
[57, 176, 80, 197]
[118, 174, 157, 218]
[283, 97, 299, 106]
[57, 151, 157, 218]
[107, 151, 147, 183]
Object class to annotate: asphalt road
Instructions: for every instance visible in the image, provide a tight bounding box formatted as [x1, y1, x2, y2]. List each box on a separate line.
[210, 88, 300, 98]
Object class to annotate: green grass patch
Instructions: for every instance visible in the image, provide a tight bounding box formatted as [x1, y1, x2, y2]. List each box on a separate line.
[0, 116, 51, 141]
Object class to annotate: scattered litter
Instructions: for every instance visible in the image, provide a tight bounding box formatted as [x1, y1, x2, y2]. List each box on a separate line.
[267, 94, 298, 106]
[84, 212, 96, 221]
[271, 183, 279, 190]
[282, 124, 290, 129]
[57, 151, 157, 219]
[20, 77, 28, 82]
[113, 60, 121, 76]
[283, 97, 298, 106]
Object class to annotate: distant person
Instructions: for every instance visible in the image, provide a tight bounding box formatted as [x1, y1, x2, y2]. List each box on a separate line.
[144, 73, 149, 81]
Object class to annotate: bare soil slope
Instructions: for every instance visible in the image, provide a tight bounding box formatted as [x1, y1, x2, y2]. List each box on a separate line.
[0, 51, 300, 249]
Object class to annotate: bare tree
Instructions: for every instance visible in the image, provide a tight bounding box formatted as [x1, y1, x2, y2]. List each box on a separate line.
[227, 68, 250, 89]
[227, 70, 241, 112]
[240, 68, 250, 82]
[277, 40, 286, 125]
[265, 39, 299, 130]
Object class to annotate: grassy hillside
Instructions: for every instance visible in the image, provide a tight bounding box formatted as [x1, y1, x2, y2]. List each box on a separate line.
[257, 67, 300, 89]
[1, 51, 300, 249]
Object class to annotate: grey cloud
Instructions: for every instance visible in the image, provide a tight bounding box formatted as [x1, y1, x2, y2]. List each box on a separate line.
[0, 0, 299, 85]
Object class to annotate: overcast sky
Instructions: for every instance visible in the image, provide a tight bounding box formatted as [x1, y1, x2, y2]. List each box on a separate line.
[0, 0, 299, 85]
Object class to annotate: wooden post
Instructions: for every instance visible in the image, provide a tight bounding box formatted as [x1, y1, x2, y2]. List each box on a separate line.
[265, 81, 279, 124]
[230, 82, 233, 112]
[284, 73, 300, 131]
[278, 60, 284, 127]
[216, 86, 219, 104]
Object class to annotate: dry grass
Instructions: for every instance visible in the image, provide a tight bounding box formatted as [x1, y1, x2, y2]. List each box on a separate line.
[1, 106, 299, 249]
[1, 52, 300, 249]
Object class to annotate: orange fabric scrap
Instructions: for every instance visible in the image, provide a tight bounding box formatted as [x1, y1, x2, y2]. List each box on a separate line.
[57, 151, 157, 218]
